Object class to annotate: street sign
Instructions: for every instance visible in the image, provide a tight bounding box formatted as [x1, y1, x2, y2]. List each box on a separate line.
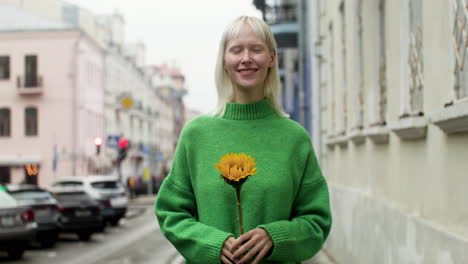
[143, 168, 150, 181]
[120, 95, 134, 109]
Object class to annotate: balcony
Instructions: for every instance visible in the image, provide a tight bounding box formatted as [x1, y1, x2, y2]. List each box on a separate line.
[255, 1, 298, 49]
[17, 75, 43, 95]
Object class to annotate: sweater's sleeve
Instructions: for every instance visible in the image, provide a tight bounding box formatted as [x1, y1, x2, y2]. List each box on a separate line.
[258, 143, 332, 262]
[154, 130, 233, 264]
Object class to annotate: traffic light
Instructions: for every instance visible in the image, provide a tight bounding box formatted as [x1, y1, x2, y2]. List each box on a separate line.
[94, 136, 103, 155]
[117, 137, 129, 162]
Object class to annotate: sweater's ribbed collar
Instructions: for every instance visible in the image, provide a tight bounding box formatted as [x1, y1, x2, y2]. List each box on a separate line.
[223, 98, 277, 120]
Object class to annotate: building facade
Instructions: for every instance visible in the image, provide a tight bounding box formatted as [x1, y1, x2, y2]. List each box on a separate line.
[313, 0, 468, 263]
[0, 1, 187, 188]
[0, 4, 105, 187]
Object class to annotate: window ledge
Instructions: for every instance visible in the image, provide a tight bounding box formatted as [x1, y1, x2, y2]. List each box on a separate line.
[17, 86, 43, 95]
[325, 137, 336, 148]
[334, 134, 348, 148]
[364, 126, 389, 144]
[390, 116, 428, 140]
[348, 129, 366, 144]
[325, 135, 348, 148]
[431, 100, 468, 134]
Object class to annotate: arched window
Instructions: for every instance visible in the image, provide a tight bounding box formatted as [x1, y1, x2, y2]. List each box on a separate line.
[25, 107, 38, 136]
[0, 108, 10, 137]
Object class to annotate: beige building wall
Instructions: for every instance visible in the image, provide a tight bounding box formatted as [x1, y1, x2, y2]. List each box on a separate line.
[317, 0, 468, 263]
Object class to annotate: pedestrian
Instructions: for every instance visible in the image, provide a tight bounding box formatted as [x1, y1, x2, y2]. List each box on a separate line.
[155, 16, 332, 264]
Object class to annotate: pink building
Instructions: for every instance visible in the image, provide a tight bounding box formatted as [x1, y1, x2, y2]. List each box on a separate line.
[0, 5, 106, 187]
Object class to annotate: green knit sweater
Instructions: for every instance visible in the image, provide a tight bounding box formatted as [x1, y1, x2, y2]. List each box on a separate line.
[155, 98, 332, 264]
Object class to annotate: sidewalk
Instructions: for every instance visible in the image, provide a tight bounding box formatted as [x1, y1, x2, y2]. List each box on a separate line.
[132, 194, 338, 263]
[125, 195, 156, 220]
[128, 194, 156, 206]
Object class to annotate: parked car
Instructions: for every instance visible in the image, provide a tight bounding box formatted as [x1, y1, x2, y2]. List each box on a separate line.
[50, 176, 128, 226]
[5, 184, 61, 248]
[51, 189, 103, 241]
[0, 190, 37, 260]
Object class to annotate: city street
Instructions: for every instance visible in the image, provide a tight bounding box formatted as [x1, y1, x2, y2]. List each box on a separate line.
[0, 196, 183, 264]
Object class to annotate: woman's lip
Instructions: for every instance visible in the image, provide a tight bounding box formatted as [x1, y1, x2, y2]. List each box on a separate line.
[237, 69, 257, 76]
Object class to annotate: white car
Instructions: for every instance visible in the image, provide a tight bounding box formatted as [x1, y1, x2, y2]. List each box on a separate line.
[50, 175, 128, 227]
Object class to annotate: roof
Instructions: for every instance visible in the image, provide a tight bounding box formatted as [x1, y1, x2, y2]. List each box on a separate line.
[0, 4, 72, 32]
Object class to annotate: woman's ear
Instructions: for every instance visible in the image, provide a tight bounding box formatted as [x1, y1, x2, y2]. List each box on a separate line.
[269, 50, 276, 68]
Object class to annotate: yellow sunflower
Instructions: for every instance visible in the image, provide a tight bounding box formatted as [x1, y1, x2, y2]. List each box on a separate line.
[215, 153, 258, 182]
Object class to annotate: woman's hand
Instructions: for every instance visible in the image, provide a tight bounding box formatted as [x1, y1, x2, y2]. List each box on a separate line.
[221, 236, 236, 264]
[230, 228, 273, 264]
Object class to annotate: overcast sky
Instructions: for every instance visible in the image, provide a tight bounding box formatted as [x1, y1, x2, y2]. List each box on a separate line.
[66, 0, 262, 114]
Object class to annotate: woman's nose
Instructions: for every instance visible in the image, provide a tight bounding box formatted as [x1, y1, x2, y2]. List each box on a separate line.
[241, 51, 252, 64]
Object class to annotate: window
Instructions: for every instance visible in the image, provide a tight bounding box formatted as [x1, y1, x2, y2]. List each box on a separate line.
[400, 0, 423, 117]
[25, 107, 38, 136]
[25, 55, 38, 87]
[0, 108, 11, 137]
[451, 0, 468, 100]
[328, 23, 336, 136]
[339, 1, 348, 135]
[353, 0, 365, 130]
[0, 56, 10, 80]
[371, 0, 387, 126]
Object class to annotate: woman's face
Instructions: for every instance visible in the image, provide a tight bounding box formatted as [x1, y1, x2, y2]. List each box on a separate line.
[224, 26, 275, 95]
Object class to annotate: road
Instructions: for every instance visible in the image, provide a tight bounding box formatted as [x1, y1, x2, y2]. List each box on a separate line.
[0, 200, 183, 264]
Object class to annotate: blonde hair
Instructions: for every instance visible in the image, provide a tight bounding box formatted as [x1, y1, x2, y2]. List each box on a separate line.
[211, 16, 288, 117]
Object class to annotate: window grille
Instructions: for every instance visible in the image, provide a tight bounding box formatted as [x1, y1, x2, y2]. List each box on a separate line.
[377, 0, 387, 125]
[354, 0, 365, 130]
[408, 0, 424, 114]
[452, 0, 468, 99]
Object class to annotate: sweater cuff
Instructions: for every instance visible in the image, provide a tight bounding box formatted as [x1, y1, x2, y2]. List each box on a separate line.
[202, 232, 233, 264]
[258, 221, 290, 260]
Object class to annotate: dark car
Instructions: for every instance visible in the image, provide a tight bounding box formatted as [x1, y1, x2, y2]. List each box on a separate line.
[6, 184, 61, 248]
[0, 190, 37, 260]
[51, 176, 128, 227]
[52, 190, 103, 241]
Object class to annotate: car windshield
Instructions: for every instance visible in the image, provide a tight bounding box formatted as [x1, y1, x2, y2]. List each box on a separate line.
[91, 181, 121, 189]
[0, 191, 18, 207]
[54, 192, 90, 202]
[10, 190, 55, 203]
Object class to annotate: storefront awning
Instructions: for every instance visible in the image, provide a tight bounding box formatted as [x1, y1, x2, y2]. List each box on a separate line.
[0, 156, 41, 166]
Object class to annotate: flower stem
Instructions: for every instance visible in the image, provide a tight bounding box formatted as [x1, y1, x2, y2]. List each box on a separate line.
[235, 186, 244, 235]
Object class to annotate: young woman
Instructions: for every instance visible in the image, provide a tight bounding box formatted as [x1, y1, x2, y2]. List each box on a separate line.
[155, 16, 332, 264]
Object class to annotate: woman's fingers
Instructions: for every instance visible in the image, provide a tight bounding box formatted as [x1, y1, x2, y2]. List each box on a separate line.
[236, 242, 262, 264]
[251, 245, 271, 264]
[231, 228, 273, 264]
[222, 248, 235, 261]
[230, 231, 252, 252]
[221, 236, 236, 263]
[221, 254, 234, 264]
[232, 236, 258, 260]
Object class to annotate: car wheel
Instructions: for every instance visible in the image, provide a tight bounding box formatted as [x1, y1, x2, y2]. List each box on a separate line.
[7, 246, 25, 260]
[40, 232, 58, 248]
[110, 218, 120, 226]
[77, 231, 92, 241]
[97, 222, 107, 232]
